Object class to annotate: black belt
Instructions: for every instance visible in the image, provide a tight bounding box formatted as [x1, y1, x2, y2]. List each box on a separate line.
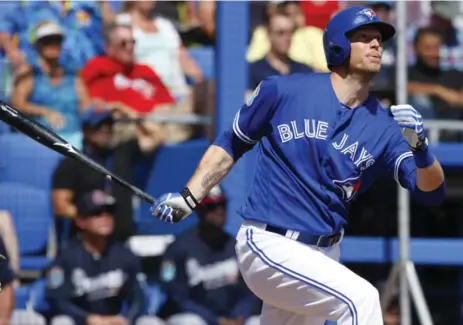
[264, 225, 343, 248]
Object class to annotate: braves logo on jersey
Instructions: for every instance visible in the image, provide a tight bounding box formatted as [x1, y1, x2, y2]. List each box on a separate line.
[333, 176, 361, 202]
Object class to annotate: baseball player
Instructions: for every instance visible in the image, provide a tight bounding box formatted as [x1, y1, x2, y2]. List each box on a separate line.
[150, 6, 446, 325]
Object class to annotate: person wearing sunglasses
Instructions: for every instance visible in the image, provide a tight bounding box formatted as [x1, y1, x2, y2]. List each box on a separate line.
[158, 186, 261, 325]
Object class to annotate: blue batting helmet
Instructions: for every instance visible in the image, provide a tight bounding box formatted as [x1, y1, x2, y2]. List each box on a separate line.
[323, 6, 395, 68]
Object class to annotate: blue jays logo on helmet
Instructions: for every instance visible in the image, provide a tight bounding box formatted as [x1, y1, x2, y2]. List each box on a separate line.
[333, 176, 361, 202]
[358, 8, 376, 20]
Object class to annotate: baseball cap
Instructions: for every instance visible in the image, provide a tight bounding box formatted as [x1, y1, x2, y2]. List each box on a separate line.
[200, 185, 227, 207]
[76, 190, 116, 217]
[33, 21, 65, 44]
[81, 105, 114, 128]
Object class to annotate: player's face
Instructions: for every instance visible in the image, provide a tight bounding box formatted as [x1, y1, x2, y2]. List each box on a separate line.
[202, 203, 227, 230]
[82, 212, 114, 236]
[414, 32, 441, 69]
[348, 27, 383, 75]
[268, 15, 295, 56]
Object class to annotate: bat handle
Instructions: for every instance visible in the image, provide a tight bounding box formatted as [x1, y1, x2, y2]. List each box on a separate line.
[139, 191, 156, 205]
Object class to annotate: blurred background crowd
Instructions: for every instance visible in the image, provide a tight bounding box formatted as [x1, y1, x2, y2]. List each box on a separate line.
[0, 0, 462, 325]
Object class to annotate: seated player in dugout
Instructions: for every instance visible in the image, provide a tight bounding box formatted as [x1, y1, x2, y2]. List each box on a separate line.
[45, 190, 164, 325]
[158, 186, 262, 325]
[52, 105, 165, 244]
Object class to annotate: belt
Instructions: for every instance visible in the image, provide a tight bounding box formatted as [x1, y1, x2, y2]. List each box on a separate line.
[264, 224, 343, 248]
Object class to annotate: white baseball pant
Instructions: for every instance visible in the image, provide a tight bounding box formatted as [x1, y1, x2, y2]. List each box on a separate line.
[235, 221, 383, 325]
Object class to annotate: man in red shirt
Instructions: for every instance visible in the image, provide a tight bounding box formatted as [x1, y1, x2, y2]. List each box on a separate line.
[82, 23, 175, 115]
[81, 23, 196, 144]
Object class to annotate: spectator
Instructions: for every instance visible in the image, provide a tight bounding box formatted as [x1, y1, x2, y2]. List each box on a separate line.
[158, 186, 261, 325]
[408, 27, 463, 121]
[247, 11, 313, 97]
[0, 1, 105, 72]
[81, 23, 193, 144]
[11, 21, 92, 149]
[0, 237, 46, 325]
[247, 1, 328, 72]
[118, 1, 204, 103]
[407, 1, 463, 70]
[52, 106, 164, 243]
[45, 190, 163, 325]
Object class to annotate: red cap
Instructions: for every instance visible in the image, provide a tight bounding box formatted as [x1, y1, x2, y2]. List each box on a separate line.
[200, 185, 227, 206]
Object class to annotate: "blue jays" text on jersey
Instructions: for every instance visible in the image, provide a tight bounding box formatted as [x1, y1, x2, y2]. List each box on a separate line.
[224, 73, 415, 235]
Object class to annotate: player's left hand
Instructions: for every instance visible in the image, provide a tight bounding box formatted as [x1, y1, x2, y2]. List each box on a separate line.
[150, 192, 193, 224]
[390, 104, 427, 150]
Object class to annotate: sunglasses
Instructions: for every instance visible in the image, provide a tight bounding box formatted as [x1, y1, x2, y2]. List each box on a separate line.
[38, 35, 63, 45]
[115, 39, 136, 49]
[271, 29, 295, 37]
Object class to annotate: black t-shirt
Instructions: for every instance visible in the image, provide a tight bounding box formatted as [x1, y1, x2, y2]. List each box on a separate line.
[248, 58, 313, 90]
[408, 65, 463, 119]
[53, 140, 142, 242]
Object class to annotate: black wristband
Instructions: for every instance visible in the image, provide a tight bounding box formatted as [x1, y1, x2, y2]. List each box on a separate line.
[180, 187, 199, 210]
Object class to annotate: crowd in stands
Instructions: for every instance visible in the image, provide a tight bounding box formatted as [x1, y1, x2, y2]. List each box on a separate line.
[0, 1, 462, 325]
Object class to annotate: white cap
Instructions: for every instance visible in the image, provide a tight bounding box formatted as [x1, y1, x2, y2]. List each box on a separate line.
[34, 22, 64, 43]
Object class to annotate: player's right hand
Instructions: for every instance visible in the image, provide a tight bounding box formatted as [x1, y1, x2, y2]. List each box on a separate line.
[150, 192, 193, 224]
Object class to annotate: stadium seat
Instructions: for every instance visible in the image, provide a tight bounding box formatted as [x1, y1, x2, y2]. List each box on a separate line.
[188, 46, 215, 80]
[27, 279, 52, 316]
[15, 285, 31, 309]
[0, 121, 10, 134]
[0, 133, 62, 190]
[0, 183, 53, 271]
[136, 139, 210, 236]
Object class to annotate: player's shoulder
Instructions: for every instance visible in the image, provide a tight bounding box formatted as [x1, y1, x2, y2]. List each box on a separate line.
[165, 229, 198, 253]
[55, 238, 83, 261]
[109, 241, 139, 260]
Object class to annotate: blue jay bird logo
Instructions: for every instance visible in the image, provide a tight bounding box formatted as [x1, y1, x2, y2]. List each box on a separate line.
[333, 176, 362, 202]
[359, 8, 376, 20]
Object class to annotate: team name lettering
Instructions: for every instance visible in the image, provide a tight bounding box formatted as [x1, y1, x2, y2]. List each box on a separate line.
[332, 133, 375, 170]
[278, 119, 329, 143]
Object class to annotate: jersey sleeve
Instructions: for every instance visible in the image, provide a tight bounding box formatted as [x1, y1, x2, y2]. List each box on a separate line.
[233, 76, 279, 144]
[382, 122, 415, 190]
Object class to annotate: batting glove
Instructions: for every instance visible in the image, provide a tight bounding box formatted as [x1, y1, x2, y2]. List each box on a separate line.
[150, 188, 198, 224]
[390, 104, 428, 151]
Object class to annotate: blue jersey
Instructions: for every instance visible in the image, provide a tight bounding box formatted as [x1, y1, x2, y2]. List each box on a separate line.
[232, 73, 414, 235]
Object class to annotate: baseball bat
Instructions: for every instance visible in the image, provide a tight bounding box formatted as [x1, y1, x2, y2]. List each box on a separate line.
[0, 101, 155, 205]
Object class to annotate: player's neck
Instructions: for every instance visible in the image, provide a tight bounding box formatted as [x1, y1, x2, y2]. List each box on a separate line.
[82, 234, 107, 254]
[330, 72, 370, 108]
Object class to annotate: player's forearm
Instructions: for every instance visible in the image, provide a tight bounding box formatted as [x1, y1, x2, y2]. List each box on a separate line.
[415, 159, 445, 192]
[186, 145, 234, 201]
